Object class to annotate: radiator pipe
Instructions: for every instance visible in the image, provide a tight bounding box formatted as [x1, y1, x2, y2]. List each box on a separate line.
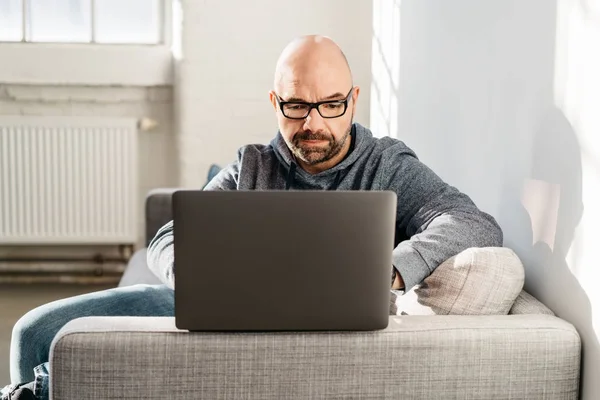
[0, 245, 134, 264]
[0, 255, 129, 263]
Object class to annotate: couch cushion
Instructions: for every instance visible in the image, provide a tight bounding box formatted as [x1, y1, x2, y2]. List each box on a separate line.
[391, 247, 525, 315]
[51, 315, 581, 400]
[145, 188, 178, 247]
[202, 164, 222, 189]
[509, 290, 554, 315]
[119, 248, 162, 287]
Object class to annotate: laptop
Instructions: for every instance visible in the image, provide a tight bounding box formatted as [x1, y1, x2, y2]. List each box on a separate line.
[173, 190, 397, 332]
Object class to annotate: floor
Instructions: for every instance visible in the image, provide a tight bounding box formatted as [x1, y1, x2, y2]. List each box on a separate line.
[0, 283, 114, 385]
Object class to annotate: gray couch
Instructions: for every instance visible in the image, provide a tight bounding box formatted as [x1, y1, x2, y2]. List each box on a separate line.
[48, 189, 581, 399]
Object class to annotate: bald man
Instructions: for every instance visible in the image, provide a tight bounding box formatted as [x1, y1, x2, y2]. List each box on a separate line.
[148, 36, 502, 290]
[1, 36, 502, 400]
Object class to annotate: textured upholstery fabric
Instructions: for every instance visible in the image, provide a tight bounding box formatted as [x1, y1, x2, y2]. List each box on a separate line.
[118, 249, 161, 287]
[144, 188, 177, 247]
[50, 315, 580, 400]
[391, 247, 524, 316]
[109, 187, 574, 400]
[509, 289, 555, 315]
[144, 164, 221, 247]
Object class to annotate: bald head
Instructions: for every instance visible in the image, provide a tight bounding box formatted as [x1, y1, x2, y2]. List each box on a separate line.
[269, 36, 359, 174]
[274, 35, 353, 92]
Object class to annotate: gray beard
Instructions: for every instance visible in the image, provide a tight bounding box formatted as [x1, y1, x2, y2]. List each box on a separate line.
[291, 122, 352, 166]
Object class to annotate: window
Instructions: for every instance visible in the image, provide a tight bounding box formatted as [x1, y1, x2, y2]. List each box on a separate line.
[0, 0, 163, 44]
[0, 0, 174, 85]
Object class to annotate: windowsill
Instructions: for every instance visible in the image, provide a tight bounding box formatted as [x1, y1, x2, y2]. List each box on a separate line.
[0, 43, 173, 86]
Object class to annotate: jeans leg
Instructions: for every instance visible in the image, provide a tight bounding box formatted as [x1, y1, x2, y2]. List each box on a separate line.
[9, 284, 174, 385]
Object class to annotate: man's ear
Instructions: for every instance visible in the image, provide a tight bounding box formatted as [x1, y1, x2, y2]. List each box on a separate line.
[351, 86, 360, 114]
[269, 91, 278, 111]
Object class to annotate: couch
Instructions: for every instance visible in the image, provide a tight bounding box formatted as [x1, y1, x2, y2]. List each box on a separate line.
[48, 188, 581, 399]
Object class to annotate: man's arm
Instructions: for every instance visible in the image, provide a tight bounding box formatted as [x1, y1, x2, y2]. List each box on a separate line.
[392, 268, 404, 290]
[146, 162, 239, 288]
[383, 149, 503, 291]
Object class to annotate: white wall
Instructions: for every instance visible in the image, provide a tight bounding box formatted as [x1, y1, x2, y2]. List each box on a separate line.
[0, 85, 176, 248]
[0, 0, 374, 249]
[371, 0, 599, 397]
[176, 0, 373, 187]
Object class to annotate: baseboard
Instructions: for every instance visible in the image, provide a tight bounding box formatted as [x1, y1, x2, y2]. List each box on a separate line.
[0, 274, 122, 285]
[0, 261, 124, 284]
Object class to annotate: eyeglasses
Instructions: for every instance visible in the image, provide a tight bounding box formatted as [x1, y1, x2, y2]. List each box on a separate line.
[275, 88, 354, 119]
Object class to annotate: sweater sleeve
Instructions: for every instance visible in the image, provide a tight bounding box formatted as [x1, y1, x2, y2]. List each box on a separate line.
[146, 161, 239, 288]
[382, 148, 503, 291]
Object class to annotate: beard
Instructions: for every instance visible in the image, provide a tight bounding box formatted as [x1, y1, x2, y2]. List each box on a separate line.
[290, 121, 353, 166]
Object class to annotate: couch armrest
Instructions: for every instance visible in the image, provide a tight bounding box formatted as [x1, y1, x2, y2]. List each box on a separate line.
[145, 188, 180, 247]
[49, 315, 580, 400]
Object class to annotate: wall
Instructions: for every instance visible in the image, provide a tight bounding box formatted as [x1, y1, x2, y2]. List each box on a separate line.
[0, 84, 176, 250]
[176, 0, 373, 187]
[0, 0, 374, 255]
[371, 0, 598, 397]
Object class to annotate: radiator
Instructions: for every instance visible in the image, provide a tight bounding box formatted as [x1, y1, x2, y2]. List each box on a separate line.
[0, 116, 138, 245]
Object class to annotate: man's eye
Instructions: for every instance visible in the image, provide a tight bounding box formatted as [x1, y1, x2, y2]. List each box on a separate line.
[286, 104, 307, 110]
[324, 103, 343, 109]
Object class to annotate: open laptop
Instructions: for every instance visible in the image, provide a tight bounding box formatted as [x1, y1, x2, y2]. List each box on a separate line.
[173, 190, 397, 332]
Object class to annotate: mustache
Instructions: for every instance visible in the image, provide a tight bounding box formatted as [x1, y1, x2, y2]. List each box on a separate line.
[293, 130, 332, 142]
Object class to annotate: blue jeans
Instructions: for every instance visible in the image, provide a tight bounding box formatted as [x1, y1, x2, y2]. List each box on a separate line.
[9, 284, 174, 400]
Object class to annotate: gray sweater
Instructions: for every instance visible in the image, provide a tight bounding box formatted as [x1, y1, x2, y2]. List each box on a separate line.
[147, 123, 503, 290]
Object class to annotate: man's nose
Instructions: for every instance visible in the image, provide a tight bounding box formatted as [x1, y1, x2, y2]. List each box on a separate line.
[303, 107, 326, 131]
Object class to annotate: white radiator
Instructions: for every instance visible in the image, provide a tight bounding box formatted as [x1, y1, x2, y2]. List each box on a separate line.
[0, 116, 138, 245]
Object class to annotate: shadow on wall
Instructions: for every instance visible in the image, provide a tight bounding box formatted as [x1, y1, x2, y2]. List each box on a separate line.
[499, 0, 600, 395]
[370, 0, 598, 397]
[502, 108, 597, 394]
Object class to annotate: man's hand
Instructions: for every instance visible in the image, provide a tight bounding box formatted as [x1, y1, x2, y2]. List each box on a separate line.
[392, 270, 405, 290]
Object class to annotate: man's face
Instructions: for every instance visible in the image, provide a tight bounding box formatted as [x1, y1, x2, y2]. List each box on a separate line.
[270, 69, 359, 167]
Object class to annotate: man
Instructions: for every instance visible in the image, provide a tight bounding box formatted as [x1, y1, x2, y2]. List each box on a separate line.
[1, 35, 502, 400]
[148, 35, 502, 292]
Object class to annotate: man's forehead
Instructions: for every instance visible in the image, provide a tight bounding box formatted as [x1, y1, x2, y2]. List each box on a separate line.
[278, 81, 348, 102]
[275, 63, 351, 99]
